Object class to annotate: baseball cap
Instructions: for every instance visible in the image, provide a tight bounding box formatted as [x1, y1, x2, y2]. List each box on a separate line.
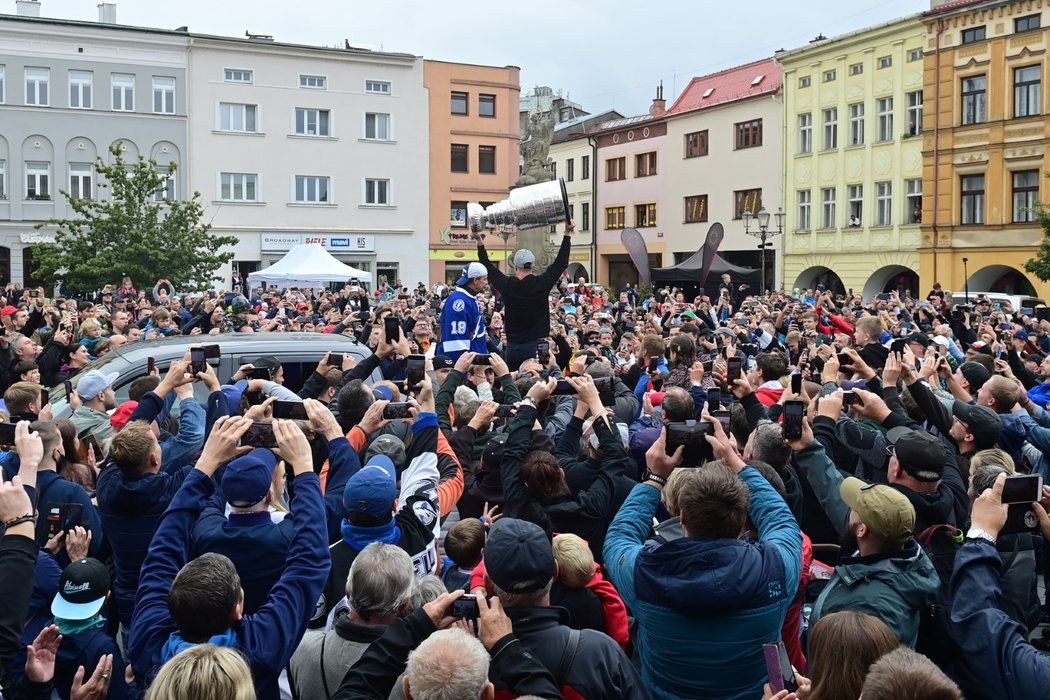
[76, 370, 118, 399]
[968, 340, 993, 356]
[714, 327, 736, 339]
[342, 456, 397, 523]
[1, 305, 17, 316]
[680, 309, 698, 320]
[886, 427, 945, 482]
[51, 558, 110, 620]
[221, 379, 249, 408]
[958, 362, 991, 391]
[952, 400, 1003, 450]
[432, 355, 454, 371]
[222, 449, 277, 508]
[932, 335, 951, 348]
[252, 356, 282, 375]
[840, 477, 915, 546]
[457, 262, 488, 286]
[512, 249, 536, 268]
[906, 332, 931, 348]
[481, 434, 508, 471]
[365, 434, 407, 472]
[1013, 329, 1030, 341]
[484, 518, 555, 594]
[110, 401, 139, 431]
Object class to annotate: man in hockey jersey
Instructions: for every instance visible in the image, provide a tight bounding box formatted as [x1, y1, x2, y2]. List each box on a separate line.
[438, 262, 488, 362]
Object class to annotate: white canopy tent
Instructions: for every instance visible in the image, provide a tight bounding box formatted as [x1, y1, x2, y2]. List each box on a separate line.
[248, 243, 373, 288]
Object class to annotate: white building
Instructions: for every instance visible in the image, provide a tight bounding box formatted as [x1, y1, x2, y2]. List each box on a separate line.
[186, 34, 430, 288]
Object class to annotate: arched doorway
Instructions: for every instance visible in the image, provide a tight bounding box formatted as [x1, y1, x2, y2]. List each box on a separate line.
[0, 247, 10, 287]
[792, 266, 845, 296]
[863, 265, 920, 301]
[965, 265, 1037, 296]
[22, 246, 44, 290]
[566, 262, 589, 284]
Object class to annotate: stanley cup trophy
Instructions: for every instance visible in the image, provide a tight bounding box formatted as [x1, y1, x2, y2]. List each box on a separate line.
[467, 178, 570, 237]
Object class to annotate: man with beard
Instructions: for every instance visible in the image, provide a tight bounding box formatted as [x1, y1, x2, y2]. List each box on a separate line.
[70, 369, 119, 444]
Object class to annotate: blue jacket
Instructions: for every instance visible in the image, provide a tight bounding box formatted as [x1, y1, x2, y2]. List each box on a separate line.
[54, 623, 136, 700]
[126, 390, 206, 471]
[32, 471, 103, 567]
[129, 469, 330, 700]
[603, 469, 802, 700]
[438, 286, 487, 361]
[951, 539, 1050, 699]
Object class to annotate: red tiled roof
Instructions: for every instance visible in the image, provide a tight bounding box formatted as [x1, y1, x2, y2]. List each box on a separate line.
[666, 58, 783, 116]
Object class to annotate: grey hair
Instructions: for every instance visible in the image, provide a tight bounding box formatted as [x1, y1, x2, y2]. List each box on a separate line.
[409, 575, 447, 609]
[584, 362, 613, 379]
[452, 386, 481, 428]
[9, 335, 29, 354]
[489, 577, 553, 608]
[970, 464, 1010, 499]
[346, 542, 414, 621]
[405, 628, 490, 700]
[752, 422, 792, 470]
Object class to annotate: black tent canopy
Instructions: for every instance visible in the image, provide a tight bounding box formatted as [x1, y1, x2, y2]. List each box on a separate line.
[651, 251, 761, 299]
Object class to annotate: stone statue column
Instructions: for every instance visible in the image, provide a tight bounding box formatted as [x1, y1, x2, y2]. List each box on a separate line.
[513, 109, 559, 275]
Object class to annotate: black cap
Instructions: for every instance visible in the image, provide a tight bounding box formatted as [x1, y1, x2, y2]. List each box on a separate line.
[887, 427, 945, 482]
[432, 355, 454, 371]
[906, 332, 931, 348]
[952, 400, 1003, 450]
[481, 434, 508, 471]
[958, 362, 992, 392]
[483, 519, 554, 594]
[52, 558, 110, 620]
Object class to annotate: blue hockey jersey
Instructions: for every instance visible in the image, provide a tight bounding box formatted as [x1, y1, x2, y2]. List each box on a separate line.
[439, 287, 487, 360]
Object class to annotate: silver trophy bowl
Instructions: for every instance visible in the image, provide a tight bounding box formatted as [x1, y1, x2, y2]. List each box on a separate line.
[468, 178, 570, 234]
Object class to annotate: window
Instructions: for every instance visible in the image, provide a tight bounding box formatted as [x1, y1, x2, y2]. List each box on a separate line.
[606, 157, 626, 181]
[364, 178, 390, 205]
[799, 76, 811, 88]
[68, 163, 92, 200]
[823, 108, 838, 150]
[605, 206, 625, 229]
[550, 162, 557, 179]
[111, 73, 134, 111]
[0, 66, 4, 103]
[294, 175, 330, 203]
[735, 119, 762, 149]
[153, 77, 175, 114]
[797, 190, 811, 230]
[877, 97, 894, 142]
[848, 103, 864, 146]
[635, 203, 657, 227]
[734, 189, 762, 219]
[566, 158, 574, 182]
[25, 161, 49, 199]
[451, 91, 468, 115]
[876, 182, 892, 226]
[295, 108, 330, 136]
[365, 80, 390, 94]
[479, 93, 496, 118]
[878, 56, 892, 69]
[0, 160, 5, 199]
[69, 70, 92, 109]
[908, 48, 924, 62]
[1013, 170, 1039, 222]
[479, 146, 496, 174]
[685, 130, 709, 158]
[299, 75, 326, 89]
[582, 155, 590, 179]
[568, 204, 574, 223]
[849, 63, 863, 76]
[635, 151, 657, 177]
[219, 103, 257, 132]
[220, 173, 258, 202]
[685, 195, 708, 223]
[906, 91, 923, 136]
[1014, 65, 1041, 118]
[821, 187, 836, 229]
[962, 26, 987, 44]
[450, 144, 468, 173]
[25, 67, 48, 106]
[579, 202, 589, 230]
[224, 69, 253, 83]
[906, 179, 923, 223]
[1016, 14, 1041, 33]
[824, 69, 836, 82]
[798, 113, 812, 154]
[848, 185, 863, 224]
[364, 112, 390, 140]
[961, 174, 985, 224]
[154, 169, 175, 202]
[962, 76, 986, 125]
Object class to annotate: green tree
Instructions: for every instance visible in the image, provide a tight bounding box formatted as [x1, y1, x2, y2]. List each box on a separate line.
[1025, 183, 1050, 282]
[33, 143, 237, 293]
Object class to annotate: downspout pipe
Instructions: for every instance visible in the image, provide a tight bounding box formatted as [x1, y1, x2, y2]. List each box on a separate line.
[932, 18, 945, 286]
[587, 134, 598, 283]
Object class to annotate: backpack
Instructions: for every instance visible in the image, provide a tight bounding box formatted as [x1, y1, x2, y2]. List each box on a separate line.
[493, 628, 585, 700]
[914, 524, 963, 668]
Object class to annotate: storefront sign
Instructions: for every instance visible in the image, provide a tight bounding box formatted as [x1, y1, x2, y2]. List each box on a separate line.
[20, 232, 56, 244]
[263, 233, 376, 252]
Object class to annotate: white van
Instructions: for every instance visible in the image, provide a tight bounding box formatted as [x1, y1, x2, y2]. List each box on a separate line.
[950, 292, 1045, 311]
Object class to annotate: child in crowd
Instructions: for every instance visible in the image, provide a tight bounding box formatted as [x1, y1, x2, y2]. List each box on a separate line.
[441, 518, 485, 592]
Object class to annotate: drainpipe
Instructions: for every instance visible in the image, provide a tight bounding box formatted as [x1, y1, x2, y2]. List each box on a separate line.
[931, 18, 945, 286]
[587, 134, 598, 283]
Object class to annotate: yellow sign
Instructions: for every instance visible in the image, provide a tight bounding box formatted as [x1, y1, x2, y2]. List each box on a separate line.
[429, 248, 476, 261]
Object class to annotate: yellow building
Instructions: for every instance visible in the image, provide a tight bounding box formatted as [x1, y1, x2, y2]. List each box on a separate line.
[777, 15, 927, 299]
[920, 0, 1050, 298]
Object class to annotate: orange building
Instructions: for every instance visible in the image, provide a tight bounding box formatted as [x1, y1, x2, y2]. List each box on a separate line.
[424, 60, 520, 284]
[921, 0, 1050, 298]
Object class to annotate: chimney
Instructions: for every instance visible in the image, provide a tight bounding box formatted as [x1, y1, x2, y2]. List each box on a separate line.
[650, 81, 666, 117]
[15, 0, 41, 17]
[98, 2, 116, 24]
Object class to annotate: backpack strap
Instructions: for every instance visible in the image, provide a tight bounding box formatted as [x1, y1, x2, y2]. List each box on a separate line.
[555, 628, 580, 688]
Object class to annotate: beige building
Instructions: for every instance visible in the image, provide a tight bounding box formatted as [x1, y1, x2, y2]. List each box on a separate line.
[777, 15, 926, 299]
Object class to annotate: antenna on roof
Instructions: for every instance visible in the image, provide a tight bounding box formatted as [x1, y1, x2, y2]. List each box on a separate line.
[245, 31, 274, 41]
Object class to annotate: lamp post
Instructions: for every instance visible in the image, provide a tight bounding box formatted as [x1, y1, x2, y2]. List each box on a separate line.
[962, 257, 969, 304]
[743, 207, 785, 294]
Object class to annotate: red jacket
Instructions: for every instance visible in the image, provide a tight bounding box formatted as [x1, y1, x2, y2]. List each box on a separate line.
[782, 532, 813, 674]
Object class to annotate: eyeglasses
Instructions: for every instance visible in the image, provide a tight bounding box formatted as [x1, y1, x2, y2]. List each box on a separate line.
[884, 445, 896, 458]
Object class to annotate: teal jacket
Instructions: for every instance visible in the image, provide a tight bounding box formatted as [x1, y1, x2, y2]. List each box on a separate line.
[603, 468, 802, 700]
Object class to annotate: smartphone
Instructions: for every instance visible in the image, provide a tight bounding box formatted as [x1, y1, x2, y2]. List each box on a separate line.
[552, 380, 578, 395]
[877, 293, 891, 301]
[1001, 474, 1043, 504]
[202, 344, 221, 359]
[451, 594, 480, 619]
[40, 387, 49, 407]
[406, 354, 426, 391]
[648, 357, 659, 373]
[791, 372, 802, 395]
[537, 341, 550, 361]
[383, 402, 412, 419]
[890, 339, 907, 356]
[726, 356, 742, 381]
[665, 422, 713, 465]
[272, 401, 308, 420]
[46, 503, 84, 538]
[842, 390, 859, 408]
[702, 359, 714, 373]
[190, 348, 207, 376]
[326, 352, 340, 367]
[241, 422, 277, 448]
[1022, 307, 1034, 316]
[782, 400, 805, 441]
[248, 367, 273, 381]
[0, 423, 16, 444]
[706, 388, 721, 414]
[473, 354, 492, 366]
[763, 641, 798, 693]
[63, 380, 74, 403]
[495, 404, 516, 418]
[81, 433, 100, 459]
[147, 356, 157, 374]
[836, 352, 853, 367]
[384, 315, 400, 343]
[594, 377, 615, 406]
[712, 410, 732, 433]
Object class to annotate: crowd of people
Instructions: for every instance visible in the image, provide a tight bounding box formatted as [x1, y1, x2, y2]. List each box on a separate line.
[2, 223, 1050, 699]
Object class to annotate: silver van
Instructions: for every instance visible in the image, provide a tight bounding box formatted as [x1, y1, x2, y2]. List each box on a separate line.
[950, 292, 1045, 311]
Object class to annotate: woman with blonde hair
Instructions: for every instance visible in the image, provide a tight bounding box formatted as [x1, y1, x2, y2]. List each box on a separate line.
[144, 644, 254, 700]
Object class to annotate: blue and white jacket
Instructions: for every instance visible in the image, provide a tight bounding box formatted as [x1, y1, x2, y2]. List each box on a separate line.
[439, 286, 486, 361]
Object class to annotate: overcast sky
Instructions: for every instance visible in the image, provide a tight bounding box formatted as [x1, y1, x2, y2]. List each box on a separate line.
[26, 0, 925, 115]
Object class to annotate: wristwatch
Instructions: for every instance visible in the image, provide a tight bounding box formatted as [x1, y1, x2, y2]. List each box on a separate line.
[642, 470, 667, 487]
[966, 527, 996, 544]
[519, 397, 537, 409]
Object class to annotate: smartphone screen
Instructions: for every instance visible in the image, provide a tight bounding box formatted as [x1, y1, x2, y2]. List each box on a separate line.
[451, 594, 480, 619]
[726, 356, 742, 381]
[473, 354, 491, 366]
[552, 380, 577, 395]
[0, 423, 16, 444]
[706, 388, 720, 414]
[842, 390, 859, 408]
[712, 410, 732, 433]
[1001, 474, 1043, 503]
[495, 405, 516, 418]
[384, 316, 400, 344]
[836, 352, 853, 367]
[47, 503, 84, 538]
[190, 348, 206, 376]
[63, 380, 74, 402]
[383, 402, 412, 419]
[272, 401, 308, 420]
[791, 372, 802, 395]
[241, 422, 277, 448]
[248, 367, 273, 381]
[648, 357, 659, 373]
[782, 401, 805, 441]
[537, 341, 550, 359]
[406, 355, 426, 390]
[202, 344, 221, 359]
[763, 643, 785, 694]
[147, 357, 156, 374]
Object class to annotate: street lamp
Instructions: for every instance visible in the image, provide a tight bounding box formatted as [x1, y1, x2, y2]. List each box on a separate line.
[962, 257, 969, 304]
[743, 206, 784, 294]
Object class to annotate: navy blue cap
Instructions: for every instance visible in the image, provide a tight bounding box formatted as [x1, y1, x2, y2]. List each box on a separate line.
[343, 455, 397, 521]
[223, 448, 277, 507]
